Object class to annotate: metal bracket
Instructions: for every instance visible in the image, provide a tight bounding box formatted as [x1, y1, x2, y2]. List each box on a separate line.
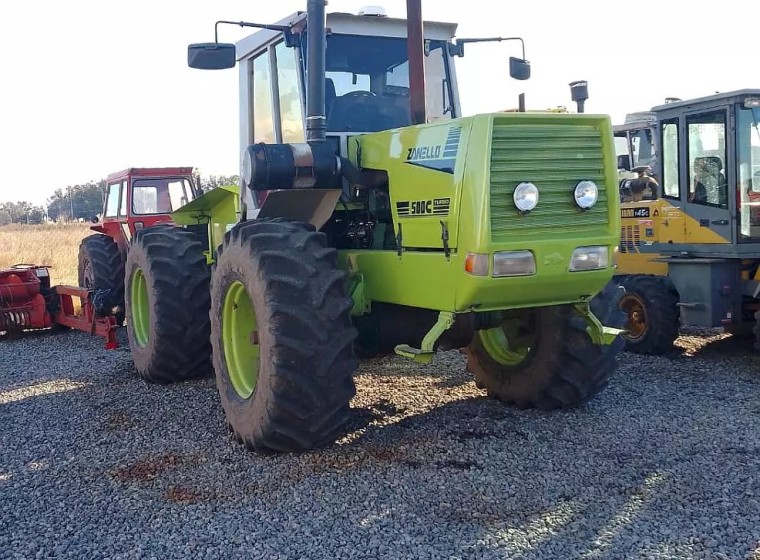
[440, 221, 450, 259]
[348, 273, 369, 316]
[394, 311, 455, 364]
[573, 303, 623, 346]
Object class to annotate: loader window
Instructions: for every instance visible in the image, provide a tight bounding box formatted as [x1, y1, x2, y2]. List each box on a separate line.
[104, 183, 121, 218]
[737, 106, 760, 240]
[661, 120, 680, 199]
[687, 111, 728, 208]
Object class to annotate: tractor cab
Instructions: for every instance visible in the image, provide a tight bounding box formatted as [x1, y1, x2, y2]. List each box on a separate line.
[90, 167, 198, 254]
[188, 7, 531, 219]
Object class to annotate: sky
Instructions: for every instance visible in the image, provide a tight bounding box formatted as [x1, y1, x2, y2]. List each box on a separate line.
[0, 0, 756, 206]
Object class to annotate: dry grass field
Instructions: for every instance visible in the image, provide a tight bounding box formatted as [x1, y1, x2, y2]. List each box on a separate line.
[0, 223, 92, 285]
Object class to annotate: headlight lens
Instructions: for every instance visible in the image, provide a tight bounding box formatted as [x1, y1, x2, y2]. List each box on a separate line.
[513, 182, 539, 212]
[569, 246, 609, 271]
[574, 180, 598, 209]
[493, 250, 536, 277]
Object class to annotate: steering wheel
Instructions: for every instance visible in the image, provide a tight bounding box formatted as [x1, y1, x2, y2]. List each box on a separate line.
[343, 90, 376, 99]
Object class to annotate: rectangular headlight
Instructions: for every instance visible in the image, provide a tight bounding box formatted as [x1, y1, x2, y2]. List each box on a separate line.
[493, 250, 536, 277]
[569, 246, 609, 271]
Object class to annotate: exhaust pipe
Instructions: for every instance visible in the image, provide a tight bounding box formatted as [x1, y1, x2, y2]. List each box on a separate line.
[569, 80, 588, 114]
[406, 0, 426, 125]
[306, 0, 327, 142]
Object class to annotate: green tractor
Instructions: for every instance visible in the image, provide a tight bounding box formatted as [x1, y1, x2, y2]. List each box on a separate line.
[123, 1, 626, 453]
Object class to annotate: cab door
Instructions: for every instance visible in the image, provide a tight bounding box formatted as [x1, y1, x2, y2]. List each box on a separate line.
[680, 108, 734, 244]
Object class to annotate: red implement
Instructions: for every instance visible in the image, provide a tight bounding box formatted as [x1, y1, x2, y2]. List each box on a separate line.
[0, 265, 119, 349]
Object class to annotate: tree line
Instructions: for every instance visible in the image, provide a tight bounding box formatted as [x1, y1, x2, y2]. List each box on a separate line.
[0, 173, 239, 226]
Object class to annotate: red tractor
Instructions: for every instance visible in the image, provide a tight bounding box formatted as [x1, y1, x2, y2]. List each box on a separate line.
[77, 167, 199, 323]
[0, 265, 119, 348]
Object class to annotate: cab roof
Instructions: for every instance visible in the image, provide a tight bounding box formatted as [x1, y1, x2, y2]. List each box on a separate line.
[651, 89, 760, 113]
[106, 167, 194, 182]
[235, 10, 459, 60]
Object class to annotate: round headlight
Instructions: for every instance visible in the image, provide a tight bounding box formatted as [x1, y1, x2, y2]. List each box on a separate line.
[513, 182, 539, 212]
[574, 180, 598, 209]
[241, 148, 253, 187]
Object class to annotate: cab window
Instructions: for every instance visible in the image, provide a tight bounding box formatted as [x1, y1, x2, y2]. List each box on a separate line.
[307, 34, 452, 132]
[275, 41, 305, 143]
[119, 181, 128, 216]
[686, 111, 728, 208]
[132, 178, 194, 215]
[252, 50, 276, 143]
[104, 182, 121, 218]
[661, 120, 680, 199]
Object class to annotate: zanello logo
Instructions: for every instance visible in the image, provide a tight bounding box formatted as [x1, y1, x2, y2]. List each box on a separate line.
[397, 198, 451, 217]
[405, 125, 461, 174]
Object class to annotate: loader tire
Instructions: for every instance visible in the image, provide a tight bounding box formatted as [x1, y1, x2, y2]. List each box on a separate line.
[124, 224, 212, 383]
[77, 234, 125, 323]
[211, 219, 358, 453]
[464, 281, 626, 410]
[616, 274, 680, 355]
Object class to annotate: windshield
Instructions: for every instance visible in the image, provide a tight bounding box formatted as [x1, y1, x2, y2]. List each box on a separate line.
[302, 33, 452, 132]
[131, 178, 195, 215]
[630, 128, 657, 169]
[737, 106, 760, 239]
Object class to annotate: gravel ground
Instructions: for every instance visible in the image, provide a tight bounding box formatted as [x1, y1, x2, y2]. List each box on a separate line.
[1, 326, 760, 560]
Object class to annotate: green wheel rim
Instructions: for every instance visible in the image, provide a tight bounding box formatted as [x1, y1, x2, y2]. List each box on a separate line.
[222, 280, 260, 399]
[478, 325, 531, 366]
[130, 268, 150, 348]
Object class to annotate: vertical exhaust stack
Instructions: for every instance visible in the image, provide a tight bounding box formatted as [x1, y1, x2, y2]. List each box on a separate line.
[569, 80, 588, 114]
[306, 0, 327, 142]
[406, 0, 426, 125]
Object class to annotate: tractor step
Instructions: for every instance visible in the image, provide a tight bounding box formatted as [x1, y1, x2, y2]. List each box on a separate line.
[394, 311, 455, 364]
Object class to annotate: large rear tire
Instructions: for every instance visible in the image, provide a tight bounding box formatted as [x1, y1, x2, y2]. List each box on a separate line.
[616, 274, 680, 355]
[210, 219, 358, 453]
[464, 281, 626, 409]
[77, 234, 125, 323]
[124, 225, 212, 383]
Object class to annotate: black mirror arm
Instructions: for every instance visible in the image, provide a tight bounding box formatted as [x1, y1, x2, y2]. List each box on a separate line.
[450, 36, 526, 60]
[214, 20, 293, 43]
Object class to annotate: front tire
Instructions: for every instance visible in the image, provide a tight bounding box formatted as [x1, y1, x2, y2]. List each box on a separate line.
[124, 225, 212, 383]
[211, 219, 358, 453]
[464, 281, 626, 409]
[616, 274, 680, 355]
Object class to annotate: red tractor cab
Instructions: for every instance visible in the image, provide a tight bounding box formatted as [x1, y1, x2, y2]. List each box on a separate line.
[78, 167, 199, 323]
[90, 167, 198, 254]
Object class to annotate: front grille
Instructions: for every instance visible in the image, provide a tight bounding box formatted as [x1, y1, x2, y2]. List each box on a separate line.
[620, 225, 641, 253]
[489, 120, 610, 242]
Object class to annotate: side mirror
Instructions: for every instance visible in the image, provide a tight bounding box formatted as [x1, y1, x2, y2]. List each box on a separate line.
[188, 43, 237, 70]
[90, 215, 99, 223]
[509, 57, 531, 81]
